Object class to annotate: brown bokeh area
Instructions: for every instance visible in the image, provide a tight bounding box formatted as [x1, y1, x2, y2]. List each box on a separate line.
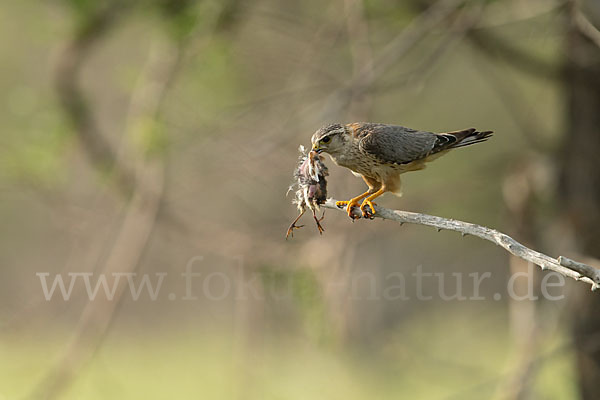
[2, 1, 600, 399]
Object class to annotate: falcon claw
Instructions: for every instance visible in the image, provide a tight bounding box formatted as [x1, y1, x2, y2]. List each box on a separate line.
[336, 200, 361, 219]
[336, 200, 349, 209]
[360, 200, 377, 219]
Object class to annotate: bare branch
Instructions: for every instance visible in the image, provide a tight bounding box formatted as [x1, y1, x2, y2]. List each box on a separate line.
[373, 3, 484, 95]
[318, 0, 466, 120]
[470, 50, 555, 152]
[54, 3, 137, 197]
[322, 199, 600, 291]
[343, 0, 374, 121]
[467, 29, 561, 81]
[574, 9, 600, 49]
[33, 31, 183, 400]
[355, 0, 464, 85]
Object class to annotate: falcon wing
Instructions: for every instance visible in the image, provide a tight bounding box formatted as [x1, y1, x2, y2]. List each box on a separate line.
[358, 124, 438, 165]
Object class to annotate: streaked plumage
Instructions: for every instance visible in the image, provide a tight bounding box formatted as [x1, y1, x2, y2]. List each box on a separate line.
[311, 122, 493, 218]
[286, 146, 329, 238]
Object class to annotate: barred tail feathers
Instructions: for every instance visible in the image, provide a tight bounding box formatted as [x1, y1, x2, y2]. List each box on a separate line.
[432, 128, 493, 153]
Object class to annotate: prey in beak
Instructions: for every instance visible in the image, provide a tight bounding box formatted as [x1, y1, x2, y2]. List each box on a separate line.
[286, 146, 329, 239]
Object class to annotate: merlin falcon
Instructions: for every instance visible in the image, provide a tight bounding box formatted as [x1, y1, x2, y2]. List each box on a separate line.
[311, 122, 493, 219]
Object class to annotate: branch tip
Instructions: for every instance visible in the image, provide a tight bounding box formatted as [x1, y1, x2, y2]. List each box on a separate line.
[323, 199, 600, 291]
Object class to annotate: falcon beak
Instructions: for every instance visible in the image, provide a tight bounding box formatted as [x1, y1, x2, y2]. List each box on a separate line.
[312, 144, 322, 153]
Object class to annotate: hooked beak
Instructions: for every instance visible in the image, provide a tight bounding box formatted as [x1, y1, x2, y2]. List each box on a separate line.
[312, 144, 323, 153]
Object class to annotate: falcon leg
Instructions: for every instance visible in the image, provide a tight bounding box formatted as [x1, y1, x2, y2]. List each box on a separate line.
[360, 187, 386, 219]
[336, 191, 371, 219]
[286, 210, 306, 239]
[312, 210, 325, 235]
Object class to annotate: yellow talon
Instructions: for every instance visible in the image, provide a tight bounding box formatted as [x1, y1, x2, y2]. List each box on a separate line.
[336, 199, 361, 219]
[337, 189, 380, 219]
[360, 200, 377, 218]
[335, 200, 349, 207]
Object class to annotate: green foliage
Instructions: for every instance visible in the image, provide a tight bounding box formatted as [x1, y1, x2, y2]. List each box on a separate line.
[155, 0, 200, 40]
[62, 0, 118, 27]
[130, 117, 169, 158]
[0, 311, 579, 400]
[64, 0, 97, 17]
[153, 0, 242, 41]
[1, 111, 71, 186]
[260, 265, 331, 343]
[363, 0, 415, 28]
[0, 2, 583, 398]
[175, 37, 241, 131]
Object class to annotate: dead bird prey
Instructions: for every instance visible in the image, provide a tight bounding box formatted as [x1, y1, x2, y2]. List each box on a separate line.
[286, 146, 329, 239]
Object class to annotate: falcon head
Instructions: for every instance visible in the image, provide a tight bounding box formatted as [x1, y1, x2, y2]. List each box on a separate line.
[311, 124, 348, 155]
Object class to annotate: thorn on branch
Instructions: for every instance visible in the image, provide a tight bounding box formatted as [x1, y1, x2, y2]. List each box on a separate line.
[322, 198, 600, 291]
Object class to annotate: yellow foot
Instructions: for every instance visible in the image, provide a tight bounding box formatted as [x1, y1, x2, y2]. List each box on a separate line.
[336, 200, 360, 219]
[360, 200, 377, 219]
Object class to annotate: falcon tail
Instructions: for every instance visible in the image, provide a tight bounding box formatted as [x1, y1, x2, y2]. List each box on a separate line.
[432, 128, 493, 153]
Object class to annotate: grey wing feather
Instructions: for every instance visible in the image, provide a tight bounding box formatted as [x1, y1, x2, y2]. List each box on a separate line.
[358, 124, 438, 164]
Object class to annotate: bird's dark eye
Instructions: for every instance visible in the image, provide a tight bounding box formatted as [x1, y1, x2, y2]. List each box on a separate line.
[321, 136, 331, 144]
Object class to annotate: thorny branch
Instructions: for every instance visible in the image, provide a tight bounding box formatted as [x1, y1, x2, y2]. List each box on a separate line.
[323, 199, 600, 291]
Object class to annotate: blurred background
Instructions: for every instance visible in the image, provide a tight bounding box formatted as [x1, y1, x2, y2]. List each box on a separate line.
[2, 0, 600, 398]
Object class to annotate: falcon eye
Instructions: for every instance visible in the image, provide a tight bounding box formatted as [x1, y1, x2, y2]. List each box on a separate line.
[321, 136, 331, 144]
